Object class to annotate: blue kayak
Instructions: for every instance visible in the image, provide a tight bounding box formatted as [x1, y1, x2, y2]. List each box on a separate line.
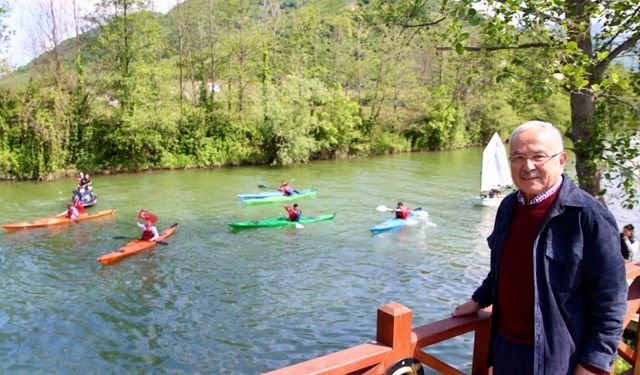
[237, 188, 315, 201]
[237, 191, 283, 200]
[243, 189, 317, 205]
[370, 210, 423, 234]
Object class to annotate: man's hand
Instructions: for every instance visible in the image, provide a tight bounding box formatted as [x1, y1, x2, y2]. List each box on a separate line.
[452, 299, 481, 317]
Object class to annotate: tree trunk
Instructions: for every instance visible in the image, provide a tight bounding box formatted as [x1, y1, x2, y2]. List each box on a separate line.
[566, 0, 603, 201]
[570, 90, 603, 200]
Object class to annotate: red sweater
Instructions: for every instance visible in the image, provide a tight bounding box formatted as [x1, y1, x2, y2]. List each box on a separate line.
[497, 190, 560, 345]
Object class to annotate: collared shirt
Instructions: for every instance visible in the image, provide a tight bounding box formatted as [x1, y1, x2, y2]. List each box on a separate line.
[517, 177, 564, 205]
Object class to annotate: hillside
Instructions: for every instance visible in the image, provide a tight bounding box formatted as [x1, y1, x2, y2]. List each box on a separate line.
[0, 0, 626, 186]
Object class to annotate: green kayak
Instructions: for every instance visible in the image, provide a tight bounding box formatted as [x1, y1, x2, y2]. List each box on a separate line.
[242, 188, 317, 205]
[228, 213, 335, 229]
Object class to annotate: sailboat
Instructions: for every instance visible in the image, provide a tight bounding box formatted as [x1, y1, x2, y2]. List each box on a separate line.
[471, 132, 513, 207]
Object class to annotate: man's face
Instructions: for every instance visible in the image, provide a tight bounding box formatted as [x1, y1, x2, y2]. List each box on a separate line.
[509, 128, 566, 201]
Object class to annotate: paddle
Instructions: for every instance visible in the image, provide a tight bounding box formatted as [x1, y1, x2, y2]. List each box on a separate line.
[259, 178, 295, 189]
[376, 205, 422, 213]
[112, 236, 169, 245]
[376, 205, 394, 212]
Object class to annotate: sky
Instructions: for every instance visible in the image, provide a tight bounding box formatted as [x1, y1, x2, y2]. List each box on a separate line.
[2, 0, 175, 69]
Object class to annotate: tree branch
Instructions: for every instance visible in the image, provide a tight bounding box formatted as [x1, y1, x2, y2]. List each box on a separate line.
[602, 155, 640, 180]
[437, 42, 553, 52]
[595, 31, 640, 78]
[598, 6, 640, 52]
[397, 16, 447, 29]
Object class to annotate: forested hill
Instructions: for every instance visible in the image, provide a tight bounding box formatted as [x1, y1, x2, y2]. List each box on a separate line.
[0, 0, 597, 180]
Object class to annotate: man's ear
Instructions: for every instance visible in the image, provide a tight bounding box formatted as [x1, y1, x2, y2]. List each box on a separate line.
[558, 151, 568, 168]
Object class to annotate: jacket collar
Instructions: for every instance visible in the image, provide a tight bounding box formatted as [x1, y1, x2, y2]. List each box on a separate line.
[554, 176, 586, 208]
[501, 175, 585, 218]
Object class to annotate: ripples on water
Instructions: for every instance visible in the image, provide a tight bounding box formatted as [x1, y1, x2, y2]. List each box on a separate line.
[0, 151, 635, 374]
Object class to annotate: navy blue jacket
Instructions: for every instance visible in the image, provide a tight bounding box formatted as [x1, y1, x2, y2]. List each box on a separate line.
[472, 177, 627, 373]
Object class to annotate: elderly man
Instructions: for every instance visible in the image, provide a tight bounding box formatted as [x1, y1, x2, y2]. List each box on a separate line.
[452, 121, 627, 374]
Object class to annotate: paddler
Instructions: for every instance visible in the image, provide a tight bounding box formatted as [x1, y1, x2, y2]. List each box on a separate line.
[65, 202, 80, 221]
[278, 180, 294, 196]
[394, 202, 410, 219]
[284, 203, 302, 222]
[136, 219, 159, 242]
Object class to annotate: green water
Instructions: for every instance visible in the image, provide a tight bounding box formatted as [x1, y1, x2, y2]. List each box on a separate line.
[0, 149, 634, 374]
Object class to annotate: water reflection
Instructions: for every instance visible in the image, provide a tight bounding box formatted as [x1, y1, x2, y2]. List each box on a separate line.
[0, 149, 637, 374]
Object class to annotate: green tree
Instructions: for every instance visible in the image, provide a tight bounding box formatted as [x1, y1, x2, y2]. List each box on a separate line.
[91, 0, 159, 113]
[371, 0, 640, 205]
[261, 75, 362, 164]
[480, 0, 640, 204]
[89, 1, 171, 168]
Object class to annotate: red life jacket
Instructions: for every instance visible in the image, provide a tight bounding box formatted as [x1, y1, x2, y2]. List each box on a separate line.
[66, 207, 78, 219]
[141, 226, 155, 241]
[284, 205, 301, 221]
[395, 206, 409, 219]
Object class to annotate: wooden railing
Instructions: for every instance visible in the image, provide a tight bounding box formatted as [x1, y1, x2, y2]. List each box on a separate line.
[265, 263, 640, 375]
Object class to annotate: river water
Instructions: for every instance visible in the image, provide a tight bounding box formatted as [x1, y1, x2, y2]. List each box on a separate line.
[0, 149, 636, 374]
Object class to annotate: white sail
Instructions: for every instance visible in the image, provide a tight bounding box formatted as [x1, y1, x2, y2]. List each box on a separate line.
[480, 133, 513, 192]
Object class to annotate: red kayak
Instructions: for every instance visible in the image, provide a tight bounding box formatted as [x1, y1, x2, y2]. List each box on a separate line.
[97, 223, 178, 265]
[2, 209, 116, 230]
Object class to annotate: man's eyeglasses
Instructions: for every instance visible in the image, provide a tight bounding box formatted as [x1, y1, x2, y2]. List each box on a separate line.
[509, 151, 562, 166]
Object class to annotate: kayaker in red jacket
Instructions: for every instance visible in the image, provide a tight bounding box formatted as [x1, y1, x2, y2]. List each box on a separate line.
[395, 202, 410, 219]
[284, 204, 302, 221]
[136, 219, 159, 241]
[278, 181, 295, 196]
[65, 202, 80, 221]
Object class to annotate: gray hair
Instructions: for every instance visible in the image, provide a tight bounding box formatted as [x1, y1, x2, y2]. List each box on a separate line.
[509, 121, 564, 151]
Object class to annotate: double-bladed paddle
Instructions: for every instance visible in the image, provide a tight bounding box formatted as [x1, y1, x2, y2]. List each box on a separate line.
[376, 205, 422, 212]
[376, 205, 393, 212]
[258, 178, 295, 189]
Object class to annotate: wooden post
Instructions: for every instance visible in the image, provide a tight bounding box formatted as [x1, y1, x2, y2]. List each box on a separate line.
[471, 314, 491, 375]
[376, 303, 414, 368]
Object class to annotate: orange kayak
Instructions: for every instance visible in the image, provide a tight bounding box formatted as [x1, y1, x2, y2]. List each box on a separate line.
[97, 223, 178, 265]
[2, 209, 116, 230]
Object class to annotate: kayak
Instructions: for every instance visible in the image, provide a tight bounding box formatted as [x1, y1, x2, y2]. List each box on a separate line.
[2, 209, 116, 230]
[229, 214, 335, 229]
[242, 189, 317, 205]
[97, 223, 178, 265]
[237, 191, 283, 200]
[370, 210, 425, 234]
[237, 187, 317, 200]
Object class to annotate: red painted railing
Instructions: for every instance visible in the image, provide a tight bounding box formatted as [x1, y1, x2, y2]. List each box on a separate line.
[266, 263, 640, 375]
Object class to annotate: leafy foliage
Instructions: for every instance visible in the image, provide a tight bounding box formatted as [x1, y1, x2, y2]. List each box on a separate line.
[366, 0, 640, 205]
[0, 0, 637, 209]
